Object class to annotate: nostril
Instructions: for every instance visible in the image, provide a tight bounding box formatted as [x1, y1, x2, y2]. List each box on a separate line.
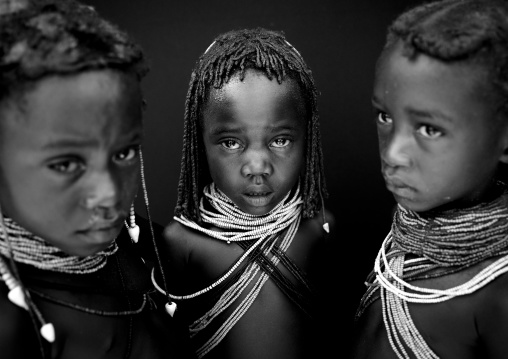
[92, 207, 119, 221]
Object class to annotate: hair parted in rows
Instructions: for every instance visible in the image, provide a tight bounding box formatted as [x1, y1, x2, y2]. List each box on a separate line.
[0, 0, 148, 105]
[383, 0, 508, 115]
[175, 27, 327, 222]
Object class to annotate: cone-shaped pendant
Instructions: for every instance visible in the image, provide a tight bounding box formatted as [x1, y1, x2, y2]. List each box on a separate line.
[7, 285, 28, 310]
[40, 323, 55, 342]
[165, 302, 177, 317]
[128, 225, 140, 243]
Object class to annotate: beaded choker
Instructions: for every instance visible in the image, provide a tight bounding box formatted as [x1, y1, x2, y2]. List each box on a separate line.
[0, 216, 118, 274]
[0, 211, 119, 345]
[392, 194, 508, 266]
[357, 189, 508, 358]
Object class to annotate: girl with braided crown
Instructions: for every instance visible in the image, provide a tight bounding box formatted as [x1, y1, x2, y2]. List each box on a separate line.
[353, 0, 508, 358]
[0, 0, 191, 357]
[152, 28, 335, 359]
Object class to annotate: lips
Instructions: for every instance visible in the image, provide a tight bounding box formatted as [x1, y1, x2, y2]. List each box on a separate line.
[245, 191, 270, 196]
[78, 217, 123, 242]
[242, 189, 274, 207]
[384, 176, 416, 199]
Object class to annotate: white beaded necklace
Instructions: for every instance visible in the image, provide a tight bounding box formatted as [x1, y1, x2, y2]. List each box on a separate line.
[0, 215, 118, 274]
[361, 193, 508, 359]
[0, 208, 115, 344]
[152, 182, 303, 358]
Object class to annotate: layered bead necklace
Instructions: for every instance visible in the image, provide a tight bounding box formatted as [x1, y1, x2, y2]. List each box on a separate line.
[0, 215, 118, 274]
[357, 190, 508, 359]
[0, 208, 119, 344]
[153, 182, 302, 358]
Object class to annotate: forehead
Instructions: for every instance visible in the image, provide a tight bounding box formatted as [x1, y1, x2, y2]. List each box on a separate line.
[203, 69, 307, 128]
[374, 43, 495, 118]
[0, 70, 142, 147]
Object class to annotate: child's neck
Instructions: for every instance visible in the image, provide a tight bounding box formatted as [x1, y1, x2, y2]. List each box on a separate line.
[418, 180, 505, 216]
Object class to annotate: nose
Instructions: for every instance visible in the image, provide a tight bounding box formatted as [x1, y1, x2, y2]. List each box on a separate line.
[241, 148, 272, 178]
[82, 170, 119, 211]
[381, 130, 412, 169]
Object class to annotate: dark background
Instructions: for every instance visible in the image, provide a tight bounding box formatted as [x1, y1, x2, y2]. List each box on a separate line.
[84, 0, 422, 354]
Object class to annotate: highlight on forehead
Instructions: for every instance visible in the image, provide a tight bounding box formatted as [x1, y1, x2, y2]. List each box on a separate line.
[208, 69, 304, 106]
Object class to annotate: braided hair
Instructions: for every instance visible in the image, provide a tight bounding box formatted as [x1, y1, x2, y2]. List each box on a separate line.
[0, 0, 147, 105]
[382, 0, 508, 114]
[175, 27, 327, 222]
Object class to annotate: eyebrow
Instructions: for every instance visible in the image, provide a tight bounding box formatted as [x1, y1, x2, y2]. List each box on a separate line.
[41, 133, 142, 150]
[209, 124, 299, 136]
[42, 138, 99, 150]
[371, 96, 454, 123]
[405, 107, 454, 123]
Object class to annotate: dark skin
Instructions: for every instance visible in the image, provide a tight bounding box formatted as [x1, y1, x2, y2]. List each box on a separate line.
[162, 211, 333, 359]
[0, 71, 189, 358]
[353, 257, 508, 359]
[352, 43, 508, 358]
[160, 69, 335, 359]
[0, 219, 183, 359]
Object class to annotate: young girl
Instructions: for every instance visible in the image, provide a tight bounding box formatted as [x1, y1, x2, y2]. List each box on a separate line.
[353, 0, 508, 358]
[0, 0, 188, 357]
[152, 28, 335, 359]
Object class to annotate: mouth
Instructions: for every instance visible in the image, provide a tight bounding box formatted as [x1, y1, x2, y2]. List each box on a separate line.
[242, 191, 274, 207]
[77, 219, 124, 244]
[383, 174, 416, 195]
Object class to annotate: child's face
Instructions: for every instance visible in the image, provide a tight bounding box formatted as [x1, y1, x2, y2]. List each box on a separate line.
[373, 43, 508, 212]
[0, 70, 143, 256]
[202, 69, 306, 215]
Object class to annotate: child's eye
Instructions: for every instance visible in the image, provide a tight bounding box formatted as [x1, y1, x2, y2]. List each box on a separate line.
[114, 146, 139, 163]
[416, 125, 442, 139]
[48, 159, 85, 174]
[220, 139, 241, 150]
[376, 111, 393, 125]
[271, 138, 291, 148]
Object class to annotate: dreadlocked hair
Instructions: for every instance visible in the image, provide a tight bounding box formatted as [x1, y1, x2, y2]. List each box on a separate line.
[175, 27, 327, 222]
[382, 0, 508, 115]
[0, 0, 148, 103]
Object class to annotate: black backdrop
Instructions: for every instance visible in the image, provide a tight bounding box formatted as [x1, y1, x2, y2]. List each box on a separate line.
[83, 0, 422, 354]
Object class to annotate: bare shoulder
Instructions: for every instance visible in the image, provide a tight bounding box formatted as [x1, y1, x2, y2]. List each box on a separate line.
[160, 220, 190, 257]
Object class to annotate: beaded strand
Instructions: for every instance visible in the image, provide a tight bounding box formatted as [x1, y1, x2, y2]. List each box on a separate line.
[0, 216, 118, 274]
[152, 182, 303, 358]
[195, 217, 300, 358]
[357, 190, 508, 359]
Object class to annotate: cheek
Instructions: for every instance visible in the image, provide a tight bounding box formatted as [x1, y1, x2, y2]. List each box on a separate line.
[377, 130, 389, 152]
[206, 154, 232, 184]
[117, 167, 141, 202]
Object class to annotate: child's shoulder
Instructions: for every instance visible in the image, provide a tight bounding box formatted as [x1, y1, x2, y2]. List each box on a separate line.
[161, 219, 234, 266]
[163, 219, 203, 251]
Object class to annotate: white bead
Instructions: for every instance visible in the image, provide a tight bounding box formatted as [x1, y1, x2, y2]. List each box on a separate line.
[128, 225, 140, 243]
[165, 301, 177, 317]
[7, 285, 28, 310]
[40, 323, 55, 342]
